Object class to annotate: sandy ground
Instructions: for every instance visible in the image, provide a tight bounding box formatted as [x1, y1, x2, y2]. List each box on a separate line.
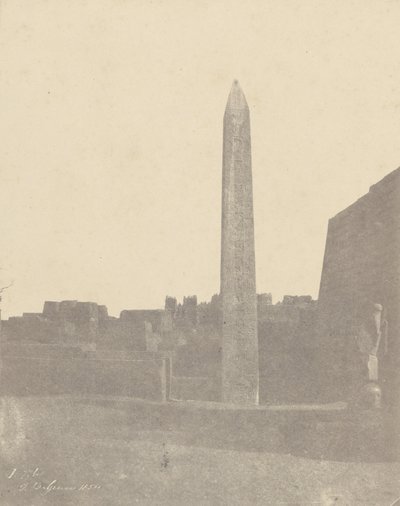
[0, 396, 399, 505]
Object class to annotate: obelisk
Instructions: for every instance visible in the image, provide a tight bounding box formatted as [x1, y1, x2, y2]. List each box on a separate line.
[220, 80, 259, 405]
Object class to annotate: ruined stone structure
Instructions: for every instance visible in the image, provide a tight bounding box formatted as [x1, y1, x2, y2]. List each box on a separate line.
[3, 301, 157, 351]
[318, 168, 400, 404]
[220, 81, 258, 405]
[3, 300, 108, 346]
[174, 296, 198, 331]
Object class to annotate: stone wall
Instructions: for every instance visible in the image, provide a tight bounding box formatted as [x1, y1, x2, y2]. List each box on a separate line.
[170, 376, 221, 402]
[258, 301, 318, 403]
[317, 168, 400, 403]
[0, 347, 169, 401]
[1, 342, 82, 359]
[97, 319, 147, 350]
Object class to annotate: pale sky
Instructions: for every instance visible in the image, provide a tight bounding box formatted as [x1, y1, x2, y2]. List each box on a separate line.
[1, 0, 400, 318]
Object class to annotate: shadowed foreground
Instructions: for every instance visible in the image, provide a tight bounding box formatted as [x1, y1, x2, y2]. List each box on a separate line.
[0, 396, 399, 505]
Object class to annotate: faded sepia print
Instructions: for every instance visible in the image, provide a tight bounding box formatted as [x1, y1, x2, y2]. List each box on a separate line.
[1, 1, 400, 504]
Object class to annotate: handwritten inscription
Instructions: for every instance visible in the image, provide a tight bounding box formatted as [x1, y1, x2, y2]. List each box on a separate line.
[7, 467, 102, 496]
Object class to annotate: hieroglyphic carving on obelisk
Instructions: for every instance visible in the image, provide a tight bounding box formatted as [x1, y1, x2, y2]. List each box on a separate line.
[220, 81, 259, 405]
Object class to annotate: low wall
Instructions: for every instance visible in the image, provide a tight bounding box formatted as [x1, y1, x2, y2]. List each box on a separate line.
[170, 376, 221, 402]
[1, 342, 82, 359]
[93, 349, 173, 361]
[1, 356, 168, 402]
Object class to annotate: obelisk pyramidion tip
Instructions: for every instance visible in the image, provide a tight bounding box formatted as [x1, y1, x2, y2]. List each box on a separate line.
[225, 80, 248, 111]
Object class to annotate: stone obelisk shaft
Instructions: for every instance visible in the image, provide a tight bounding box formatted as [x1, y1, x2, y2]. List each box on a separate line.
[220, 81, 259, 405]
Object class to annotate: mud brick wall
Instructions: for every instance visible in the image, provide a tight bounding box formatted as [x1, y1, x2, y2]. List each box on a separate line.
[317, 168, 400, 403]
